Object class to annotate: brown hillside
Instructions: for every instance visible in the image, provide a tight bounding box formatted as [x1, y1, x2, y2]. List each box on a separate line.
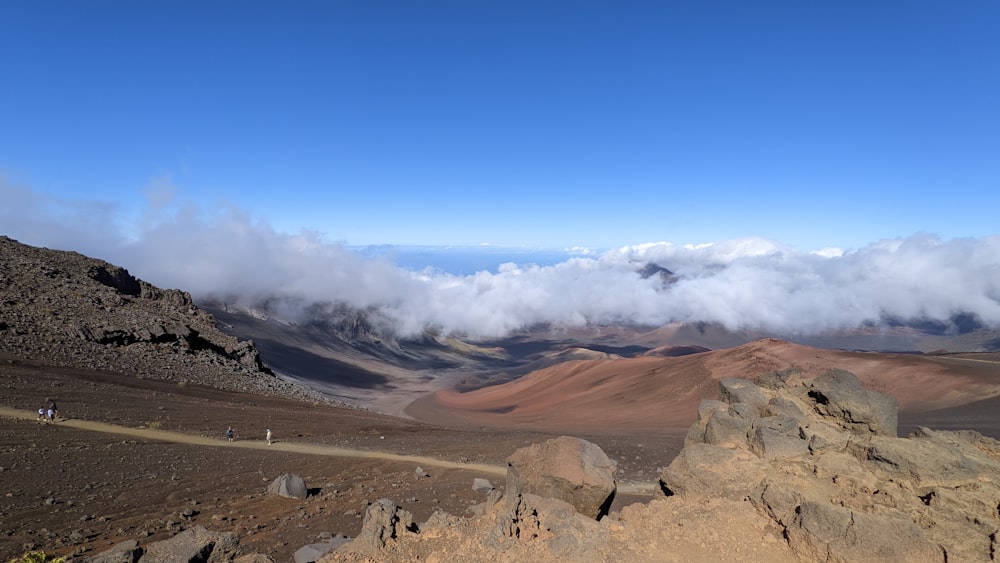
[416, 338, 1000, 433]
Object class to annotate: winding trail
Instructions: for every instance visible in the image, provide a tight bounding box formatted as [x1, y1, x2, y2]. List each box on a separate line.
[0, 407, 656, 494]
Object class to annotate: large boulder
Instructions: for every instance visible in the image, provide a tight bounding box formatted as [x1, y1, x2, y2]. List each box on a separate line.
[505, 436, 617, 520]
[267, 474, 307, 499]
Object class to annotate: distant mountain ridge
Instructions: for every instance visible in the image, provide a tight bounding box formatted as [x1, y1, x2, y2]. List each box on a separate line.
[5, 235, 998, 413]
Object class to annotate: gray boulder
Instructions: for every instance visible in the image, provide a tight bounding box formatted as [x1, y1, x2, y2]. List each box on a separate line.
[788, 501, 942, 562]
[266, 473, 307, 499]
[293, 542, 334, 563]
[748, 415, 808, 459]
[505, 436, 617, 520]
[138, 525, 238, 563]
[473, 477, 495, 493]
[660, 442, 771, 500]
[85, 539, 142, 563]
[719, 377, 770, 408]
[809, 369, 899, 436]
[703, 405, 754, 447]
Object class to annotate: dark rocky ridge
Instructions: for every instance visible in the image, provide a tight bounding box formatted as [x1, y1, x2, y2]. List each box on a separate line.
[0, 236, 317, 400]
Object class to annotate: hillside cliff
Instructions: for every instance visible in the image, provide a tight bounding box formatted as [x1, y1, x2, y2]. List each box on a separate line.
[0, 236, 311, 398]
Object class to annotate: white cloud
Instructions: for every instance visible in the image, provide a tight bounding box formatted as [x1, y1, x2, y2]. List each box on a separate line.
[3, 180, 999, 339]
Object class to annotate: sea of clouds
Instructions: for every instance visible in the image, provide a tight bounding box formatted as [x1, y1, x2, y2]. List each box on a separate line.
[3, 181, 999, 339]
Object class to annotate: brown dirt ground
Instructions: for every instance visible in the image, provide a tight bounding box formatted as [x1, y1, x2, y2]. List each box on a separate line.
[0, 359, 680, 562]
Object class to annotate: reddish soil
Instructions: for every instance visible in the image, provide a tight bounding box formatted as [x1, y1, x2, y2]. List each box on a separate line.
[5, 340, 998, 561]
[413, 340, 1000, 436]
[0, 359, 677, 562]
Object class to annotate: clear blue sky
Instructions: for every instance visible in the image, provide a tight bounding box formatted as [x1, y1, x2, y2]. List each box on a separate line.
[2, 1, 998, 252]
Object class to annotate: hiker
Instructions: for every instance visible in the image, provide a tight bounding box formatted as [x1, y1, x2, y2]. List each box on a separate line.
[37, 408, 45, 421]
[266, 427, 272, 445]
[47, 407, 55, 422]
[49, 401, 58, 419]
[226, 426, 235, 442]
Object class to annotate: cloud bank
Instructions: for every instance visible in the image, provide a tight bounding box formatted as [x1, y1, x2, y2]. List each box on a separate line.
[3, 181, 999, 338]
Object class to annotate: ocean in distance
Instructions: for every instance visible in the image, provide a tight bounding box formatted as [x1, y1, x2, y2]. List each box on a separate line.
[353, 245, 592, 276]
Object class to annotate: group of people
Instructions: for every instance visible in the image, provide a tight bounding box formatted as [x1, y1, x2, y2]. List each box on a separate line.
[225, 426, 273, 445]
[36, 401, 58, 422]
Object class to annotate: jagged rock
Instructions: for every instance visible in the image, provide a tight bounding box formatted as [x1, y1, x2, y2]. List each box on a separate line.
[0, 236, 317, 400]
[660, 442, 771, 500]
[787, 501, 942, 562]
[267, 474, 307, 499]
[488, 493, 608, 557]
[138, 525, 239, 562]
[719, 377, 770, 408]
[89, 264, 142, 296]
[747, 415, 809, 459]
[505, 436, 617, 520]
[808, 369, 899, 436]
[756, 368, 800, 390]
[703, 404, 754, 447]
[83, 539, 142, 563]
[344, 499, 416, 557]
[661, 373, 1000, 562]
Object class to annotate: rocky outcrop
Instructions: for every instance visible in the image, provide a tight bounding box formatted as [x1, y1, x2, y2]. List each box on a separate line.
[343, 499, 416, 559]
[0, 236, 318, 400]
[78, 527, 273, 563]
[662, 369, 1000, 562]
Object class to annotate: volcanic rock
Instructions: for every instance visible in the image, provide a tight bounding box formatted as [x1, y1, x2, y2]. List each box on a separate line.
[0, 236, 317, 400]
[662, 369, 1000, 562]
[267, 474, 308, 500]
[505, 436, 617, 520]
[84, 539, 142, 563]
[344, 499, 416, 558]
[137, 525, 239, 562]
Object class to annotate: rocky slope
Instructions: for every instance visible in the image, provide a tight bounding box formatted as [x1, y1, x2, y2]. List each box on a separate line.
[16, 365, 999, 562]
[0, 236, 313, 399]
[308, 370, 1000, 562]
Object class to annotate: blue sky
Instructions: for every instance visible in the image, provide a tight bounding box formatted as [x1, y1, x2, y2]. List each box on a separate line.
[3, 1, 998, 252]
[3, 2, 1000, 339]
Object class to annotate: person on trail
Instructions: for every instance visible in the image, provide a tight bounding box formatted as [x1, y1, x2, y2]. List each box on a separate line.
[49, 401, 58, 419]
[37, 408, 45, 421]
[226, 426, 235, 442]
[266, 427, 272, 445]
[47, 407, 55, 422]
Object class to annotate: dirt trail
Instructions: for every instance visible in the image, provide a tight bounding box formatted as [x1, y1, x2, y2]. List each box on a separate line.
[0, 406, 505, 474]
[0, 407, 656, 494]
